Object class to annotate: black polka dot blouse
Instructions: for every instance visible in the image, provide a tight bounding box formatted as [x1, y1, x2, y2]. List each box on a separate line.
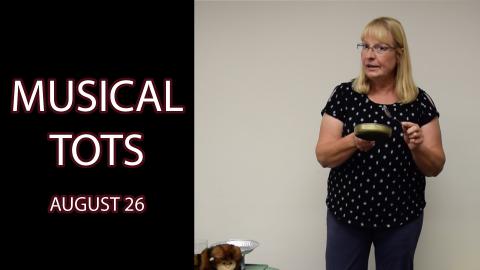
[321, 81, 439, 229]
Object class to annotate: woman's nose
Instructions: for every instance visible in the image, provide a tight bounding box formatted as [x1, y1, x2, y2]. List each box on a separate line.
[365, 48, 376, 58]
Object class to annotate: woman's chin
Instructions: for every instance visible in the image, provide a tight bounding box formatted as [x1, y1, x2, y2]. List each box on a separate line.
[365, 72, 389, 81]
[366, 73, 380, 80]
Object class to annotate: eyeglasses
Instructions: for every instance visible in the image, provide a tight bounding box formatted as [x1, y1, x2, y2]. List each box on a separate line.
[357, 43, 397, 54]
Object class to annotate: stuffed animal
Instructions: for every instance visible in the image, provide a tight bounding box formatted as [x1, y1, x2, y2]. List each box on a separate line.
[199, 244, 242, 270]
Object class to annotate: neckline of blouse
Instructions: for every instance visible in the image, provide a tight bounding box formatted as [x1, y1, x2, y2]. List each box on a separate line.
[364, 94, 400, 106]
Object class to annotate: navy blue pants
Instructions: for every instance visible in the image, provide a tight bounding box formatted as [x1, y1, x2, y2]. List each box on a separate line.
[326, 210, 423, 270]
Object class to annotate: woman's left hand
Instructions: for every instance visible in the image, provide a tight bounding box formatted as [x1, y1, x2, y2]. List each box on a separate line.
[401, 122, 424, 150]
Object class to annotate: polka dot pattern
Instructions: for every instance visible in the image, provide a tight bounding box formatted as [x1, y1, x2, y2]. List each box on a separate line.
[320, 81, 439, 228]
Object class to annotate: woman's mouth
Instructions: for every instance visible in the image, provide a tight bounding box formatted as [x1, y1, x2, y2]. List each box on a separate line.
[366, 64, 380, 70]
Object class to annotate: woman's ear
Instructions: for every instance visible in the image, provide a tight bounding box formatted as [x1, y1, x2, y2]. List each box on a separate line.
[396, 49, 403, 62]
[396, 47, 404, 57]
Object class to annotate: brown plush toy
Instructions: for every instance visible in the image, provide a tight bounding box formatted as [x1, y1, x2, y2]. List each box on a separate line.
[199, 244, 242, 270]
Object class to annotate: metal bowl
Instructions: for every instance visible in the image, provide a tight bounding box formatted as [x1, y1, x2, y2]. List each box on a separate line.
[212, 239, 259, 255]
[354, 123, 392, 141]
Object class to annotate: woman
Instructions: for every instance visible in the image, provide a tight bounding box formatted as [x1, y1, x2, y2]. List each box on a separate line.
[315, 17, 445, 270]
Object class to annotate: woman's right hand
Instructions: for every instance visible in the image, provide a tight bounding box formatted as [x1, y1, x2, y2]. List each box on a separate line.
[353, 134, 375, 152]
[316, 114, 376, 168]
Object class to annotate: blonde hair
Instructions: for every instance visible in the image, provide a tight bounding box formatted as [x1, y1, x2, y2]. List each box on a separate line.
[352, 17, 418, 104]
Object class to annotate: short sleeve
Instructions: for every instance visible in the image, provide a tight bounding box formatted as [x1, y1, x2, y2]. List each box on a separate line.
[418, 90, 440, 126]
[321, 84, 346, 123]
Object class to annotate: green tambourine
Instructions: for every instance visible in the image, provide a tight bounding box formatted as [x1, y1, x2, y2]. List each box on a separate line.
[354, 123, 392, 142]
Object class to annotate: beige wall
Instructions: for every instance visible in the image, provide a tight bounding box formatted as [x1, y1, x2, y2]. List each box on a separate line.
[195, 1, 480, 269]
